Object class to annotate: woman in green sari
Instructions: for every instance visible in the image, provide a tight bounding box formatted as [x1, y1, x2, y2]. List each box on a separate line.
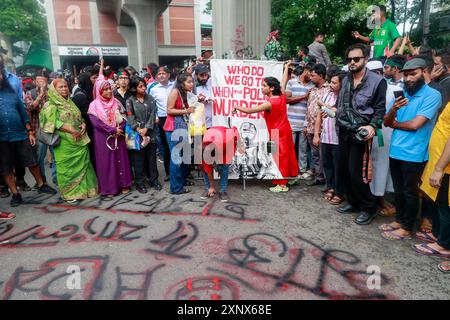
[40, 79, 98, 203]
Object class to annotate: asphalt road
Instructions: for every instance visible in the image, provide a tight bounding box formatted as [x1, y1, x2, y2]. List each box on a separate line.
[0, 168, 448, 300]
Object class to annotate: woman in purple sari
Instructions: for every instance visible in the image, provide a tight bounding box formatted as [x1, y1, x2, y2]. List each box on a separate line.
[88, 60, 132, 199]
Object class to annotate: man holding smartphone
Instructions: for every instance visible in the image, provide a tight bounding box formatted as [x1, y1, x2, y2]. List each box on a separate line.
[382, 58, 442, 241]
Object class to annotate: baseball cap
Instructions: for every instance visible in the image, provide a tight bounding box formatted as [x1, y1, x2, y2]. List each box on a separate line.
[400, 58, 427, 72]
[194, 64, 210, 74]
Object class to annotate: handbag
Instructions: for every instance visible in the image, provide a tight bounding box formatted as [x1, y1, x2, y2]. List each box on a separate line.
[37, 128, 61, 147]
[337, 81, 369, 134]
[125, 123, 141, 151]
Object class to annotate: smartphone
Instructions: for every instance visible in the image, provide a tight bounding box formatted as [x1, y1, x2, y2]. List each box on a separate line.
[394, 91, 405, 100]
[443, 65, 449, 72]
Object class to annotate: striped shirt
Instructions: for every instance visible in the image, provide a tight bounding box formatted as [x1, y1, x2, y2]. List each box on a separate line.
[320, 91, 339, 145]
[286, 79, 314, 131]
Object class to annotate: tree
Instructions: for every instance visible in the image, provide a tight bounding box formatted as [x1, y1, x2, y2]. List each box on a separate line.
[204, 0, 212, 15]
[272, 0, 376, 62]
[0, 0, 47, 53]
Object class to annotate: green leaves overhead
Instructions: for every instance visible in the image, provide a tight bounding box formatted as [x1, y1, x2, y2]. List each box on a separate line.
[0, 0, 47, 43]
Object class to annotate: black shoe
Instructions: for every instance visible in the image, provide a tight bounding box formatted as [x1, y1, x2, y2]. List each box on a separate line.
[219, 192, 230, 203]
[17, 181, 32, 192]
[10, 193, 23, 207]
[151, 182, 162, 191]
[0, 187, 10, 198]
[306, 179, 326, 187]
[37, 184, 57, 195]
[171, 188, 191, 195]
[185, 179, 195, 187]
[338, 204, 359, 214]
[355, 211, 377, 225]
[137, 186, 148, 194]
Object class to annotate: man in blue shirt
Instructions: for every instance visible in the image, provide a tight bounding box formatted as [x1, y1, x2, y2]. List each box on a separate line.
[0, 64, 57, 208]
[382, 58, 442, 240]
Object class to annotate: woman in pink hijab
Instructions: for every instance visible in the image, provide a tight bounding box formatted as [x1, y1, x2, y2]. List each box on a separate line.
[88, 60, 132, 199]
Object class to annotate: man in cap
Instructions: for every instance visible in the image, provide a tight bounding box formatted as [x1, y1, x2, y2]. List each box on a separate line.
[383, 54, 407, 88]
[194, 64, 213, 129]
[381, 58, 442, 241]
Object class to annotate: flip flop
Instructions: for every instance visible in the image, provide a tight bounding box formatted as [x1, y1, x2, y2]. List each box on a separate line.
[378, 223, 401, 232]
[0, 212, 15, 220]
[415, 231, 438, 243]
[378, 206, 396, 217]
[413, 244, 450, 259]
[381, 230, 413, 241]
[329, 195, 344, 205]
[438, 262, 450, 274]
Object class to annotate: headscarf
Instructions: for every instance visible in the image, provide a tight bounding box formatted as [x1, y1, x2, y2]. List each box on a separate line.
[40, 81, 83, 134]
[266, 30, 279, 44]
[77, 72, 94, 101]
[88, 74, 119, 127]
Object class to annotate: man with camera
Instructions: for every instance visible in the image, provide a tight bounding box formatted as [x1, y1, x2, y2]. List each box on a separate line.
[337, 43, 387, 225]
[381, 58, 442, 240]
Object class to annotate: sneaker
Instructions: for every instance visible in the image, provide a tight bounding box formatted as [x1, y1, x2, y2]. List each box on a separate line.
[219, 192, 230, 203]
[137, 186, 148, 194]
[37, 184, 58, 195]
[0, 187, 10, 198]
[17, 181, 32, 192]
[200, 191, 215, 200]
[299, 172, 313, 180]
[151, 182, 163, 191]
[10, 193, 23, 207]
[269, 185, 289, 193]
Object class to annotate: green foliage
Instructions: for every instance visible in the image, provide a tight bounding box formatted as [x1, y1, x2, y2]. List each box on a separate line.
[0, 0, 47, 44]
[204, 0, 212, 15]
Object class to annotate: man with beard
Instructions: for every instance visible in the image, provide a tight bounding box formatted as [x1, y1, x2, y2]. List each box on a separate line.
[336, 43, 387, 225]
[381, 58, 442, 240]
[194, 64, 212, 129]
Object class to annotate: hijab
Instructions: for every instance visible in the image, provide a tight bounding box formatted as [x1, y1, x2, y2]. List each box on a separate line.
[88, 74, 119, 127]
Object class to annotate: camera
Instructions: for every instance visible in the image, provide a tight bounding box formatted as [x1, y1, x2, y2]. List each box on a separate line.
[355, 128, 369, 142]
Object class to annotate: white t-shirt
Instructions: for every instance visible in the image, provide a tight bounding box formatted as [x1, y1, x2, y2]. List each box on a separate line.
[149, 81, 174, 118]
[196, 78, 213, 128]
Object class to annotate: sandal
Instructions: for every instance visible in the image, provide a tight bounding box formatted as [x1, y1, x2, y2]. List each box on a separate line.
[0, 212, 16, 220]
[419, 218, 433, 233]
[381, 230, 413, 241]
[378, 223, 401, 232]
[415, 231, 437, 243]
[324, 190, 335, 200]
[122, 189, 131, 195]
[438, 261, 450, 274]
[413, 243, 450, 259]
[329, 195, 344, 205]
[379, 206, 396, 217]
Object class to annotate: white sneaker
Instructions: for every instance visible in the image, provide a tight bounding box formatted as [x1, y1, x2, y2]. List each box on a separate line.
[300, 172, 313, 180]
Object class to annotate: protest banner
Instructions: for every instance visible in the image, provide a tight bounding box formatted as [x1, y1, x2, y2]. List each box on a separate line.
[210, 59, 284, 180]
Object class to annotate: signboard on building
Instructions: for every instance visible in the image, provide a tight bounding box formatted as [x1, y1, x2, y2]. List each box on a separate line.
[58, 46, 128, 56]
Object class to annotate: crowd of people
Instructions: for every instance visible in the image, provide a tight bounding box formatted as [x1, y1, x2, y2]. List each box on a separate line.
[0, 4, 449, 274]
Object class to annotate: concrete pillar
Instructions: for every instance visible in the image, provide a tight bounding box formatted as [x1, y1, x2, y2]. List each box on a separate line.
[118, 25, 139, 67]
[43, 0, 61, 71]
[212, 0, 271, 59]
[121, 0, 166, 68]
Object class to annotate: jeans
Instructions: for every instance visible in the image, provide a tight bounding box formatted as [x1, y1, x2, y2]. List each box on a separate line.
[307, 134, 324, 181]
[203, 164, 230, 193]
[321, 143, 340, 193]
[131, 142, 159, 188]
[338, 134, 377, 213]
[292, 131, 308, 173]
[35, 141, 57, 184]
[390, 158, 425, 232]
[166, 130, 190, 194]
[158, 117, 171, 177]
[433, 175, 450, 249]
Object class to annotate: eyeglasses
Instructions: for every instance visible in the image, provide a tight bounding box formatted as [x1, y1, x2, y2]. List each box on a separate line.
[346, 57, 365, 64]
